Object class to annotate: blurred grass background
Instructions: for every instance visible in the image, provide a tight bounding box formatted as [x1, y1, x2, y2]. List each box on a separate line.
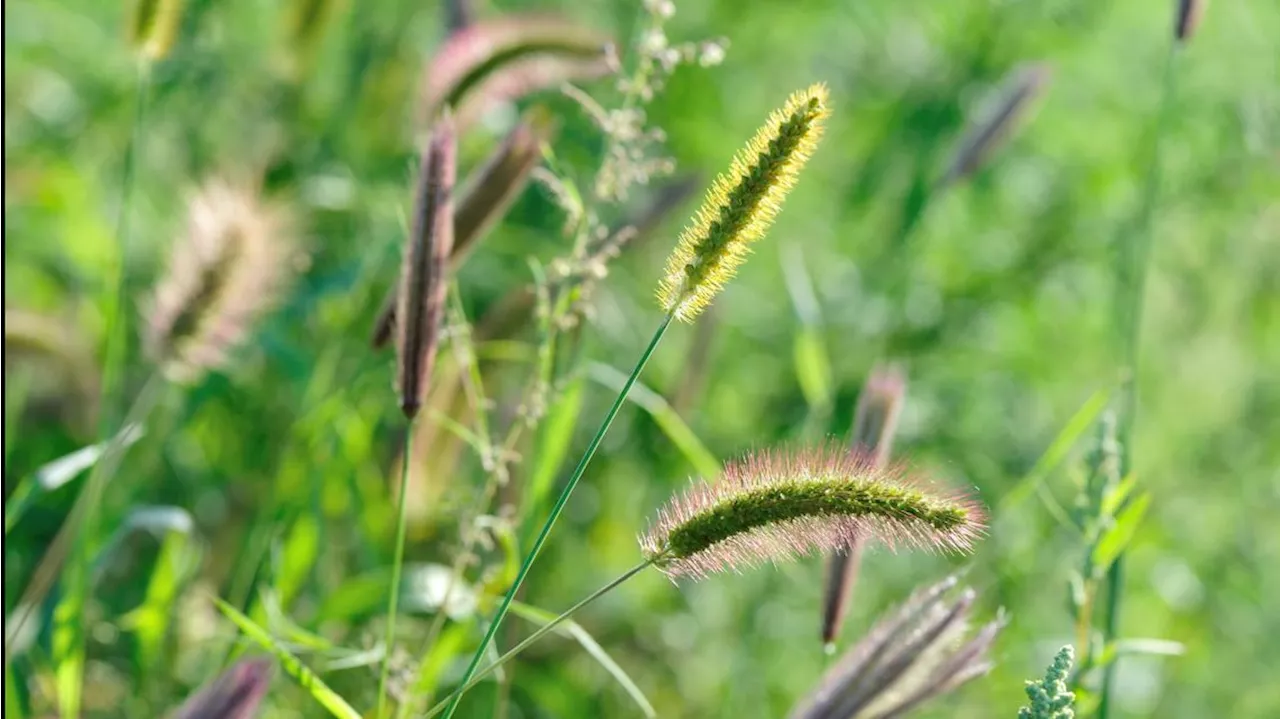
[4, 0, 1280, 717]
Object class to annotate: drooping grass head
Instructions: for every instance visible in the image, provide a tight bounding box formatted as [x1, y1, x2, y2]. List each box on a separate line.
[640, 443, 985, 579]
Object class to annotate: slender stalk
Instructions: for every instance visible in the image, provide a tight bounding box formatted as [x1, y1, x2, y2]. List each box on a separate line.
[377, 425, 416, 718]
[425, 559, 655, 718]
[6, 60, 156, 670]
[3, 372, 165, 667]
[440, 314, 674, 718]
[1097, 41, 1180, 719]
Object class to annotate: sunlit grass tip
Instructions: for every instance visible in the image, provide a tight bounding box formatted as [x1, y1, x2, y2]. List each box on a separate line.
[396, 113, 458, 418]
[130, 0, 185, 62]
[144, 180, 297, 384]
[657, 83, 830, 322]
[639, 442, 985, 579]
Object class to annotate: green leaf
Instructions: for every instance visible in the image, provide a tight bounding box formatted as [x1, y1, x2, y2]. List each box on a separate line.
[413, 622, 471, 699]
[793, 328, 833, 413]
[508, 600, 656, 718]
[1001, 388, 1110, 513]
[6, 663, 27, 718]
[523, 374, 586, 524]
[122, 523, 202, 678]
[4, 425, 145, 534]
[1091, 492, 1151, 572]
[588, 363, 721, 480]
[1100, 472, 1138, 519]
[212, 597, 362, 719]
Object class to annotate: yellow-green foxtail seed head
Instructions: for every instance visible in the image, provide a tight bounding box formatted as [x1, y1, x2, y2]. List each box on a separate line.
[130, 0, 185, 62]
[657, 83, 830, 322]
[640, 443, 985, 580]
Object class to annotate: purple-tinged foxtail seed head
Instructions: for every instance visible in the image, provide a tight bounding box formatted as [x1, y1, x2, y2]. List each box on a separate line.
[792, 575, 1005, 719]
[396, 114, 457, 418]
[1175, 0, 1207, 42]
[823, 364, 909, 646]
[940, 63, 1053, 187]
[168, 657, 272, 719]
[640, 443, 984, 580]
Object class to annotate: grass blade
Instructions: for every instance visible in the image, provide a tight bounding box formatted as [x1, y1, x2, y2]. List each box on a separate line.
[522, 374, 586, 524]
[212, 598, 362, 719]
[508, 601, 656, 718]
[1000, 388, 1110, 513]
[587, 362, 721, 480]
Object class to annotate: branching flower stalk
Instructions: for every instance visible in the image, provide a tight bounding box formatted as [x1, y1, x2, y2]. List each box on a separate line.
[1097, 8, 1192, 715]
[428, 445, 982, 718]
[441, 82, 830, 718]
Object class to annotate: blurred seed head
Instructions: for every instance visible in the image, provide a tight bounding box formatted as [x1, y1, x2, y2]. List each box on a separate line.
[1018, 646, 1076, 719]
[420, 15, 616, 131]
[144, 181, 297, 384]
[130, 0, 185, 62]
[792, 576, 1005, 719]
[940, 63, 1053, 187]
[823, 365, 909, 646]
[168, 658, 272, 719]
[396, 115, 457, 418]
[640, 443, 984, 580]
[657, 83, 830, 322]
[1174, 0, 1206, 42]
[372, 110, 554, 349]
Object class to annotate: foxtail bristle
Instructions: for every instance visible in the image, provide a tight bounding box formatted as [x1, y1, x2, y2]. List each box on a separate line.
[822, 364, 908, 645]
[940, 63, 1053, 186]
[396, 115, 457, 418]
[145, 181, 296, 383]
[639, 442, 984, 580]
[130, 0, 185, 62]
[1175, 0, 1206, 42]
[657, 83, 829, 322]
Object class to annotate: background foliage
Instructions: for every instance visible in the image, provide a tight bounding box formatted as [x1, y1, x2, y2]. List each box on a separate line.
[4, 0, 1279, 717]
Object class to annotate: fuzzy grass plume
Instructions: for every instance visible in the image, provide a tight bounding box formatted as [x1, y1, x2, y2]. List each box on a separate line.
[823, 365, 908, 646]
[396, 115, 457, 418]
[640, 443, 983, 579]
[792, 575, 1003, 719]
[657, 83, 829, 322]
[144, 181, 295, 383]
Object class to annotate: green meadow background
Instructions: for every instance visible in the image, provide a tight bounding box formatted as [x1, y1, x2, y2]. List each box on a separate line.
[4, 0, 1279, 717]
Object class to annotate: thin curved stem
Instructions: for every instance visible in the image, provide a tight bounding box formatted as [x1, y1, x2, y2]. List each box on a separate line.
[378, 424, 416, 718]
[424, 559, 655, 718]
[1097, 40, 1180, 719]
[440, 314, 674, 718]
